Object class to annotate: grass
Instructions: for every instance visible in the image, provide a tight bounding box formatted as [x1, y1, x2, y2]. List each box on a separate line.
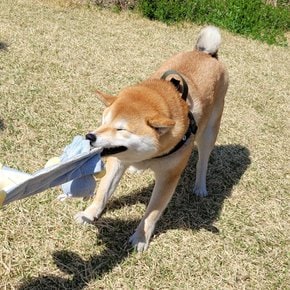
[0, 0, 289, 289]
[137, 0, 290, 46]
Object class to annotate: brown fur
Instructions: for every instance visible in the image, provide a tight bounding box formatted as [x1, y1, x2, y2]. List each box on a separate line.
[75, 27, 229, 251]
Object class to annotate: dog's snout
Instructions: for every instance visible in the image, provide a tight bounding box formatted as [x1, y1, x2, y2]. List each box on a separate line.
[85, 133, 97, 143]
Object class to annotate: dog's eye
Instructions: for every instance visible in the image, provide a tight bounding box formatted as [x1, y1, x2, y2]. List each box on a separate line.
[116, 128, 125, 131]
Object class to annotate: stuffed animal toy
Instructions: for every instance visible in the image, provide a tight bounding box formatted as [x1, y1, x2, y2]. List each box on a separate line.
[0, 136, 105, 207]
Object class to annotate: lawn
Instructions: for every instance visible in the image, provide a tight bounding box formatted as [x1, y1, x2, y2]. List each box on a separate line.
[0, 0, 289, 289]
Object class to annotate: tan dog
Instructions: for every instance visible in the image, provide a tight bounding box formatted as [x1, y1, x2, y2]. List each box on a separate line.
[75, 26, 229, 251]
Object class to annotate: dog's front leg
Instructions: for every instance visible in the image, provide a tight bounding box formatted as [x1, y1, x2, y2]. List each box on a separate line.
[75, 157, 127, 224]
[129, 143, 193, 251]
[129, 170, 181, 252]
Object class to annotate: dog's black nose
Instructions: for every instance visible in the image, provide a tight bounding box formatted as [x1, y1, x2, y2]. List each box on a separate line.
[85, 133, 96, 143]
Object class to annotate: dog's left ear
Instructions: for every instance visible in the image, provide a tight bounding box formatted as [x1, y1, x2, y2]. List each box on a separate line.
[147, 116, 175, 135]
[96, 89, 117, 107]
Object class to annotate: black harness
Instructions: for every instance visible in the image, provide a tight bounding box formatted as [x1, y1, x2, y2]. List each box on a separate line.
[155, 70, 197, 159]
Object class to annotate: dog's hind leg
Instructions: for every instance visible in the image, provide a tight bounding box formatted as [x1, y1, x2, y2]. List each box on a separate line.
[193, 75, 227, 197]
[193, 106, 223, 197]
[75, 157, 127, 224]
[193, 128, 217, 197]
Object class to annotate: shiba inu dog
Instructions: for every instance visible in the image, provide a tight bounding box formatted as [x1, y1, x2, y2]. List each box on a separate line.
[75, 26, 229, 251]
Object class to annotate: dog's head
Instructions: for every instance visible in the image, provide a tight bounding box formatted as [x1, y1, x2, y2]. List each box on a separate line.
[87, 81, 188, 163]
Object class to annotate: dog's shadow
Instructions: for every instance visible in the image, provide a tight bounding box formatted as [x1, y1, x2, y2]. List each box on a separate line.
[19, 144, 250, 289]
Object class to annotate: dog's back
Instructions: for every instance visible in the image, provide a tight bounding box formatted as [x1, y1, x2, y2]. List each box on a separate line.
[151, 26, 229, 132]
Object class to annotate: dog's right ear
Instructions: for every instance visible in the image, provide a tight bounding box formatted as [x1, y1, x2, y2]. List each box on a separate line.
[96, 89, 117, 106]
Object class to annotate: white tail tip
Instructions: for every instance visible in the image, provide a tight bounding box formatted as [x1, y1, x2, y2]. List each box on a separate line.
[195, 26, 221, 56]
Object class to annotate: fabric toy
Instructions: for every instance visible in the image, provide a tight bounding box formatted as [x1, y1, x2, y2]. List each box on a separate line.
[0, 136, 105, 207]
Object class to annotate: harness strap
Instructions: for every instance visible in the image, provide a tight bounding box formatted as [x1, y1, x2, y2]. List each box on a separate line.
[154, 70, 198, 159]
[155, 112, 196, 159]
[161, 70, 189, 101]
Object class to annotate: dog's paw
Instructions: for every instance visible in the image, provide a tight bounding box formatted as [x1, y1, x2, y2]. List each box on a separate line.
[127, 166, 143, 174]
[74, 211, 95, 225]
[193, 184, 208, 197]
[129, 232, 149, 252]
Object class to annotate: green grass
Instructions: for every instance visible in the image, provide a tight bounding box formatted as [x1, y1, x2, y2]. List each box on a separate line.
[0, 0, 289, 289]
[138, 0, 290, 46]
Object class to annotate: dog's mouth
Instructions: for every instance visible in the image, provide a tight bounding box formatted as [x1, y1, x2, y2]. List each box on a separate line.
[100, 146, 128, 157]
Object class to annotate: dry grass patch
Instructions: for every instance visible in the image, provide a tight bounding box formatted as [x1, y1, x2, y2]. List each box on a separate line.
[0, 0, 289, 289]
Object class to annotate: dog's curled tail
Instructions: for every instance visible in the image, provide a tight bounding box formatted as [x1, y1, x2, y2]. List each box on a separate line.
[195, 26, 221, 58]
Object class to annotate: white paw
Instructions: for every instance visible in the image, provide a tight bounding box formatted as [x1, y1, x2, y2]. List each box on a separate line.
[129, 232, 149, 252]
[193, 184, 208, 197]
[127, 166, 143, 174]
[74, 211, 95, 224]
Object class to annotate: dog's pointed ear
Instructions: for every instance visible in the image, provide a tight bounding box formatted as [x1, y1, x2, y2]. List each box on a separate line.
[147, 116, 175, 135]
[96, 89, 117, 106]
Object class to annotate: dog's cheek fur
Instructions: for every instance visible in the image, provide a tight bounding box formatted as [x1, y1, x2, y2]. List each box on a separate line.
[117, 133, 158, 156]
[94, 127, 158, 159]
